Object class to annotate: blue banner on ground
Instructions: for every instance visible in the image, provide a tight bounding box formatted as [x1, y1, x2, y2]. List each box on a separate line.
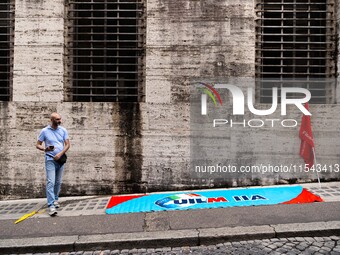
[106, 186, 322, 214]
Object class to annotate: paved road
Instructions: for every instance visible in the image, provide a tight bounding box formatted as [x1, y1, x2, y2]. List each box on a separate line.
[12, 235, 340, 255]
[2, 182, 340, 253]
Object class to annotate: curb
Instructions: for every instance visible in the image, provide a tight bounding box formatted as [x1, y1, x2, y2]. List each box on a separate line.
[1, 221, 340, 253]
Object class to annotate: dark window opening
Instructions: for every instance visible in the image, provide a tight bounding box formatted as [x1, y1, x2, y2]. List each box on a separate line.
[67, 0, 145, 102]
[0, 1, 13, 101]
[255, 0, 336, 104]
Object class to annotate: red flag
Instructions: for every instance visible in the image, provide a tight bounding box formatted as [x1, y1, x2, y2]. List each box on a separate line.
[299, 103, 314, 169]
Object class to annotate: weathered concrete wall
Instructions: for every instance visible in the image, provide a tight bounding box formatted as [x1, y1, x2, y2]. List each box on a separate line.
[336, 0, 340, 102]
[13, 0, 64, 101]
[146, 0, 255, 103]
[0, 102, 146, 198]
[0, 0, 339, 199]
[143, 0, 256, 191]
[143, 0, 340, 190]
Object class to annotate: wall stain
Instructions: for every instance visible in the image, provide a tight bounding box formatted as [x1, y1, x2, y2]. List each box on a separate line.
[0, 102, 10, 199]
[114, 103, 143, 194]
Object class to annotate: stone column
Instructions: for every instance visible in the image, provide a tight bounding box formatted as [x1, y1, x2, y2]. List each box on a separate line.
[13, 0, 64, 102]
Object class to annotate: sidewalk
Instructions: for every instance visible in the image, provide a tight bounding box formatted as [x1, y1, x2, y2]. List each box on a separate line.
[1, 182, 340, 253]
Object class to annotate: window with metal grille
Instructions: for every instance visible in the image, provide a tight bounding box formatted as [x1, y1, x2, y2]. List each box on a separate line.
[0, 1, 13, 101]
[66, 0, 145, 102]
[255, 0, 336, 104]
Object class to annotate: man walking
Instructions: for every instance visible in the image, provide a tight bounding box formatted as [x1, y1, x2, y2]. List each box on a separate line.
[36, 112, 70, 216]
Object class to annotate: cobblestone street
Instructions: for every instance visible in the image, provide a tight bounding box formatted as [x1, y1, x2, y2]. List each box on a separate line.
[14, 236, 340, 255]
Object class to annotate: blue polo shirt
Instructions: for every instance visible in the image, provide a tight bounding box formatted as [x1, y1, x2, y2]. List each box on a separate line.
[38, 125, 69, 160]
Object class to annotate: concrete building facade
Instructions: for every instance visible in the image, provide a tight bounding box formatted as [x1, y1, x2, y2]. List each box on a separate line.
[0, 0, 339, 199]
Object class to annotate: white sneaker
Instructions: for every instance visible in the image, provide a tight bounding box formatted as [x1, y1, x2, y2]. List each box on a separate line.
[54, 201, 60, 208]
[49, 206, 57, 216]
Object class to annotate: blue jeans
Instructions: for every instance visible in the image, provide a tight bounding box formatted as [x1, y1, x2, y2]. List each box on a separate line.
[45, 160, 64, 207]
